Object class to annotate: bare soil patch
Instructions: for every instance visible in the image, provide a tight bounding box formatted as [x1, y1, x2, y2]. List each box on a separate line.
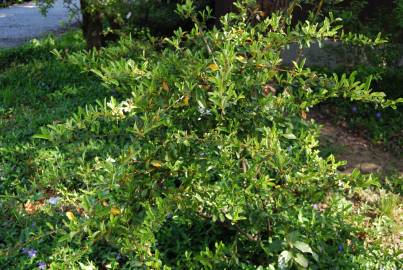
[311, 112, 403, 175]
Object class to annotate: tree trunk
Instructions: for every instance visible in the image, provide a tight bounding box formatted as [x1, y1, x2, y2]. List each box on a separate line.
[258, 0, 290, 15]
[80, 0, 103, 50]
[214, 0, 235, 19]
[101, 16, 122, 47]
[214, 0, 290, 19]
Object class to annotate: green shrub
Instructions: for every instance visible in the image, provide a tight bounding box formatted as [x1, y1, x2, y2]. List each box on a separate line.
[1, 1, 402, 269]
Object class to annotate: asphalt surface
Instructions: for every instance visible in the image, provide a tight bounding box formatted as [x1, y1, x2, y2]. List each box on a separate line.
[0, 0, 78, 48]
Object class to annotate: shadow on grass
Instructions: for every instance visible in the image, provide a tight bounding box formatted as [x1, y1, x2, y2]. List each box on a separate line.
[0, 32, 126, 267]
[0, 32, 115, 193]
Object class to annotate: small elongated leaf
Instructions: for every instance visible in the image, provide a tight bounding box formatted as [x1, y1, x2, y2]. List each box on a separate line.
[162, 81, 169, 91]
[151, 161, 162, 168]
[208, 63, 219, 71]
[66, 211, 75, 221]
[236, 55, 247, 63]
[283, 133, 297, 140]
[32, 133, 52, 140]
[301, 110, 307, 119]
[110, 207, 121, 216]
[312, 252, 319, 262]
[183, 95, 190, 106]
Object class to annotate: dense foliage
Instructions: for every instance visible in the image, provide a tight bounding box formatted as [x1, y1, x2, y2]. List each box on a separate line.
[0, 1, 402, 269]
[314, 65, 403, 156]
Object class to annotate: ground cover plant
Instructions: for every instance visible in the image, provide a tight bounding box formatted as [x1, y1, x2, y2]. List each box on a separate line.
[313, 66, 403, 157]
[0, 1, 402, 269]
[309, 25, 403, 156]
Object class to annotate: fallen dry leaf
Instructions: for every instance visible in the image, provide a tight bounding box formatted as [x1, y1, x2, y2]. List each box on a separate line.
[162, 81, 169, 91]
[24, 200, 45, 215]
[263, 84, 277, 96]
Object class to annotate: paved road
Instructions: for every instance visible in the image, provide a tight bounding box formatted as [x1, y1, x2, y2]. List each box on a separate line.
[0, 0, 78, 48]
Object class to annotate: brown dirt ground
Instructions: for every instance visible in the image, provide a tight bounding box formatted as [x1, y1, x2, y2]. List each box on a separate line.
[311, 112, 403, 176]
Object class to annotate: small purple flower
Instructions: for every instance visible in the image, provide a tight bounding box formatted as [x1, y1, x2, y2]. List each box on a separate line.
[351, 106, 358, 113]
[375, 112, 382, 119]
[338, 244, 343, 252]
[312, 204, 319, 210]
[27, 248, 37, 258]
[22, 248, 37, 258]
[48, 196, 61, 205]
[38, 261, 47, 269]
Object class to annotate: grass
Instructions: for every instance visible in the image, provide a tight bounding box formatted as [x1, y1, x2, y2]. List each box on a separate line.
[0, 32, 115, 269]
[0, 32, 112, 194]
[378, 193, 401, 219]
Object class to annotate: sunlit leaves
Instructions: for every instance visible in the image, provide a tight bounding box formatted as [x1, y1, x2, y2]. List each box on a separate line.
[66, 211, 75, 221]
[110, 207, 121, 216]
[208, 63, 219, 72]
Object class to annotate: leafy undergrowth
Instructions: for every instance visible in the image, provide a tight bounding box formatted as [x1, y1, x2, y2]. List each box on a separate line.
[1, 4, 402, 269]
[308, 39, 403, 157]
[312, 65, 403, 158]
[315, 100, 403, 158]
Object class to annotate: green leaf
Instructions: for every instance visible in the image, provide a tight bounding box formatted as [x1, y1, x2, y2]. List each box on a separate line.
[32, 133, 52, 140]
[312, 252, 319, 262]
[294, 241, 313, 254]
[294, 253, 309, 268]
[283, 133, 297, 140]
[278, 250, 293, 269]
[267, 240, 283, 253]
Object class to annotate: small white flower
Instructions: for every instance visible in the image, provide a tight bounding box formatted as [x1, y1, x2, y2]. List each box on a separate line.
[106, 157, 116, 163]
[126, 12, 132, 20]
[197, 106, 211, 116]
[120, 99, 136, 113]
[48, 197, 61, 205]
